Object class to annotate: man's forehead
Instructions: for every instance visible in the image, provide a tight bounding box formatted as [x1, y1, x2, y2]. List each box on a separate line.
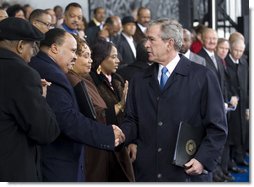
[146, 25, 161, 35]
[67, 7, 82, 14]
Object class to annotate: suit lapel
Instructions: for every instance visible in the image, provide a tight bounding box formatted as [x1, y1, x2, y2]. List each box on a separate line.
[145, 64, 161, 96]
[200, 48, 217, 71]
[162, 55, 190, 92]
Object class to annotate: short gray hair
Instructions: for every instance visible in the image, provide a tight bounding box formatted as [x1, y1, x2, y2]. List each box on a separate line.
[148, 18, 183, 51]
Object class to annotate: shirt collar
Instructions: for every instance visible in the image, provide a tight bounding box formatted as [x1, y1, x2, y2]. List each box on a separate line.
[158, 53, 180, 76]
[203, 47, 215, 57]
[92, 18, 101, 26]
[229, 54, 239, 64]
[122, 32, 134, 41]
[62, 23, 79, 35]
[183, 49, 191, 59]
[137, 23, 147, 33]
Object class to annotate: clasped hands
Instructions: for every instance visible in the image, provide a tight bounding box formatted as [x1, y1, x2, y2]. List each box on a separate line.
[112, 125, 125, 147]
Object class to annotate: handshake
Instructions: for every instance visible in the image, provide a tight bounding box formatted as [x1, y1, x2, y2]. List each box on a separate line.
[112, 125, 125, 147]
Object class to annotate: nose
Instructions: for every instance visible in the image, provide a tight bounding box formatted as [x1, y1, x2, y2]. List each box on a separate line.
[144, 39, 149, 48]
[116, 58, 120, 64]
[89, 58, 93, 64]
[73, 53, 77, 62]
[73, 16, 79, 22]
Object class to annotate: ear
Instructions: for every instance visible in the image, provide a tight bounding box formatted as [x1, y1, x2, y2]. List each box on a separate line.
[32, 20, 39, 27]
[165, 38, 174, 50]
[50, 43, 58, 54]
[63, 13, 67, 21]
[16, 40, 24, 54]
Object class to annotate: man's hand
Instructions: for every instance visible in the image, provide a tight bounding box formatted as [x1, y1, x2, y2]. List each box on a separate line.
[41, 79, 51, 97]
[184, 158, 205, 175]
[230, 96, 239, 107]
[127, 144, 137, 162]
[112, 125, 125, 147]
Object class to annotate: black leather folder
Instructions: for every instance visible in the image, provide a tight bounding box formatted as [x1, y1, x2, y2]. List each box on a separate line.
[172, 121, 204, 167]
[73, 81, 97, 120]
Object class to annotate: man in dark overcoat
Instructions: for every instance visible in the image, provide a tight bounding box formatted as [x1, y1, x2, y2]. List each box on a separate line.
[225, 39, 249, 166]
[121, 19, 228, 182]
[0, 17, 60, 181]
[29, 28, 125, 182]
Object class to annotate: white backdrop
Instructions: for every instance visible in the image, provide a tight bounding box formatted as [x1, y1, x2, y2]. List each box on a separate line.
[1, 0, 89, 20]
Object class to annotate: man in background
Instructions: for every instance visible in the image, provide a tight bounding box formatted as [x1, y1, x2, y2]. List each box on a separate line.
[180, 28, 206, 66]
[87, 7, 105, 29]
[133, 7, 151, 44]
[58, 2, 82, 35]
[0, 17, 59, 182]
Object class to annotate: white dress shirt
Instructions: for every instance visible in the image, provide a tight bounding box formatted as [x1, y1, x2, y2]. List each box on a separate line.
[157, 54, 180, 84]
[122, 33, 136, 58]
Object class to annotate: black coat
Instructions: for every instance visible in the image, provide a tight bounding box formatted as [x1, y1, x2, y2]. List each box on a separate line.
[225, 54, 249, 145]
[117, 34, 136, 68]
[198, 48, 227, 100]
[133, 23, 146, 44]
[29, 52, 115, 182]
[85, 25, 100, 46]
[117, 61, 150, 81]
[121, 56, 227, 181]
[0, 48, 59, 182]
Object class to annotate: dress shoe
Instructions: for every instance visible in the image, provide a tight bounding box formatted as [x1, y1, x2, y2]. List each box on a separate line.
[229, 166, 247, 173]
[236, 160, 249, 167]
[213, 174, 226, 182]
[223, 173, 235, 181]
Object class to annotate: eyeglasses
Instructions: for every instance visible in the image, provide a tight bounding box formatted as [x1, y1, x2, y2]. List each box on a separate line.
[36, 19, 54, 29]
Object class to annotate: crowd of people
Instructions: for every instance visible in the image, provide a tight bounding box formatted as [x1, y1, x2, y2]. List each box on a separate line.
[0, 1, 249, 182]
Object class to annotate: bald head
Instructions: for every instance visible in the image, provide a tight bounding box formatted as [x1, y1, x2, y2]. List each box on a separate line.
[0, 9, 8, 21]
[180, 28, 192, 54]
[104, 16, 122, 37]
[229, 32, 245, 45]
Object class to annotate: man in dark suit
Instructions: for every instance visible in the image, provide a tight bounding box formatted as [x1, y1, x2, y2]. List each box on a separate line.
[180, 28, 206, 66]
[29, 28, 125, 182]
[87, 7, 105, 29]
[121, 19, 227, 182]
[197, 28, 232, 181]
[86, 16, 122, 46]
[0, 17, 60, 181]
[198, 28, 227, 100]
[225, 39, 249, 168]
[117, 16, 137, 69]
[133, 7, 151, 44]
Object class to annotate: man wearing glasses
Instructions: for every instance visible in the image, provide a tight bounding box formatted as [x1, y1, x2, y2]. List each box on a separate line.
[29, 9, 53, 34]
[29, 9, 54, 55]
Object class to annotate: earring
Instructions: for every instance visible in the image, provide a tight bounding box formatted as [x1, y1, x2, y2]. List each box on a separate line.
[96, 65, 101, 74]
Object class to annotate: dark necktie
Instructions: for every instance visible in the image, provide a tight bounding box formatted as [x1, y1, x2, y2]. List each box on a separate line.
[160, 67, 169, 89]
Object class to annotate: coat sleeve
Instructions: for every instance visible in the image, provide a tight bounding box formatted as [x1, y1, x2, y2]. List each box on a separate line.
[195, 69, 228, 171]
[120, 77, 138, 144]
[46, 83, 115, 151]
[12, 68, 60, 144]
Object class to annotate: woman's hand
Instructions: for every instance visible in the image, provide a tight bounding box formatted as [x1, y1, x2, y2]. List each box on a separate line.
[41, 79, 51, 97]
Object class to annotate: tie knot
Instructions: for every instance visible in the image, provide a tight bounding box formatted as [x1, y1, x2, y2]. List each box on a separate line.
[162, 67, 168, 74]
